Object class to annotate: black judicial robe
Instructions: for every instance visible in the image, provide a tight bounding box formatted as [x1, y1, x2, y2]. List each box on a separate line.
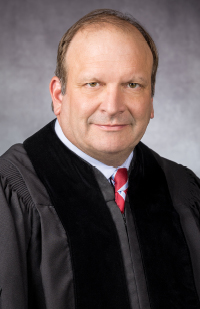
[0, 120, 200, 309]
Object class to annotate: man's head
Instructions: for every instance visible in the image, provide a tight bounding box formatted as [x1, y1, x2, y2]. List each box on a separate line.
[54, 9, 158, 98]
[50, 9, 158, 166]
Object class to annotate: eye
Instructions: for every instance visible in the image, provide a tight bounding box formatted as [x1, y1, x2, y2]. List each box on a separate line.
[127, 83, 139, 88]
[87, 82, 99, 87]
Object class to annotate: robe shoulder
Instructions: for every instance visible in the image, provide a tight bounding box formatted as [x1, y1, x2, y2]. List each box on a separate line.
[149, 146, 200, 208]
[0, 143, 52, 206]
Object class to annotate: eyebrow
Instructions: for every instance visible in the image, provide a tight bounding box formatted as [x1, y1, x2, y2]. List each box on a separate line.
[78, 75, 101, 82]
[128, 76, 148, 86]
[77, 75, 148, 85]
[136, 77, 147, 83]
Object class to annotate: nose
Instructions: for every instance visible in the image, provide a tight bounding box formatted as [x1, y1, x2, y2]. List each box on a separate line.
[100, 85, 126, 116]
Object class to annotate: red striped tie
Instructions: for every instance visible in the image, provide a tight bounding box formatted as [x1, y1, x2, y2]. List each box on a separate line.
[111, 168, 128, 214]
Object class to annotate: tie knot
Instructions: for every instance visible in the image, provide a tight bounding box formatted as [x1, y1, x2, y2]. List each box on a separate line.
[111, 168, 128, 214]
[113, 168, 128, 190]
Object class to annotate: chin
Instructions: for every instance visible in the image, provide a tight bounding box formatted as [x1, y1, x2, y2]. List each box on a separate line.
[91, 143, 131, 155]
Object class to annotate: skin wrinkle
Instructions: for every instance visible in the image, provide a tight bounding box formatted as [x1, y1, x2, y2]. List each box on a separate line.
[50, 24, 154, 167]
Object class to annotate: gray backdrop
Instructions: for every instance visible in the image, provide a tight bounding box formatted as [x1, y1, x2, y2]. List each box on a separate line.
[0, 0, 200, 176]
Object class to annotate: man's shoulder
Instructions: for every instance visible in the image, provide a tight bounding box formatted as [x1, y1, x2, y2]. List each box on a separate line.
[150, 145, 199, 183]
[139, 141, 199, 178]
[0, 143, 51, 206]
[139, 142, 200, 204]
[0, 143, 37, 181]
[1, 143, 31, 168]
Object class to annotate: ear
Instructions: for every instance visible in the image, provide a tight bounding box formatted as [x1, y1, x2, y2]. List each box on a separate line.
[49, 76, 63, 116]
[150, 97, 154, 119]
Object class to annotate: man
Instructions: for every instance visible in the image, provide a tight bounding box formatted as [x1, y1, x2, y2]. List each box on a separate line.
[0, 8, 200, 309]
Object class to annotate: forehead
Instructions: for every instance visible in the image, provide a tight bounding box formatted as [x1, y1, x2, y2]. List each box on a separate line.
[65, 23, 153, 75]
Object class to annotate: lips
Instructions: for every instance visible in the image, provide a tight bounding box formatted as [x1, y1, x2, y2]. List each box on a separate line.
[94, 124, 128, 131]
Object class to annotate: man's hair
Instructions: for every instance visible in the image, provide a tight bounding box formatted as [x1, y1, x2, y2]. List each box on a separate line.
[53, 8, 158, 109]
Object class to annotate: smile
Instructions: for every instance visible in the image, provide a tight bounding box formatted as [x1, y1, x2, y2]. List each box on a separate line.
[94, 124, 128, 131]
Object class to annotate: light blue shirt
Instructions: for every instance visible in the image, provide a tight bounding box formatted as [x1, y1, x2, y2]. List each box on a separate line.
[55, 119, 133, 181]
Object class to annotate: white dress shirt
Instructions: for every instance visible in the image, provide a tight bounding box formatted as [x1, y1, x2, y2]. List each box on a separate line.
[55, 119, 133, 181]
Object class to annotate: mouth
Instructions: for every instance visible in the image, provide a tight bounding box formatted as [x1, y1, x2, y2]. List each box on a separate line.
[93, 124, 128, 131]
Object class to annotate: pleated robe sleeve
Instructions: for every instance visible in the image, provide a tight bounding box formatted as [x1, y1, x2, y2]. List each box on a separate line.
[0, 162, 35, 308]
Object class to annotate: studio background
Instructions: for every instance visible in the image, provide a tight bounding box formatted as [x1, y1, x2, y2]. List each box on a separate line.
[0, 0, 200, 176]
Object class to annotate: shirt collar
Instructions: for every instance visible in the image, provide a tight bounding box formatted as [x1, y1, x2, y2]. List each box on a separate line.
[55, 119, 134, 180]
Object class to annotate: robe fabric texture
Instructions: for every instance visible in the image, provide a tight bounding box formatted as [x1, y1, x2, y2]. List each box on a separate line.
[0, 119, 200, 309]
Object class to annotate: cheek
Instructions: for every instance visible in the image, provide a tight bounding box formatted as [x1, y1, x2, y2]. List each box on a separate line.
[130, 98, 152, 120]
[71, 96, 100, 122]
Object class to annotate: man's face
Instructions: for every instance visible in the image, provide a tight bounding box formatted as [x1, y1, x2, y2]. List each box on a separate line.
[55, 25, 154, 165]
